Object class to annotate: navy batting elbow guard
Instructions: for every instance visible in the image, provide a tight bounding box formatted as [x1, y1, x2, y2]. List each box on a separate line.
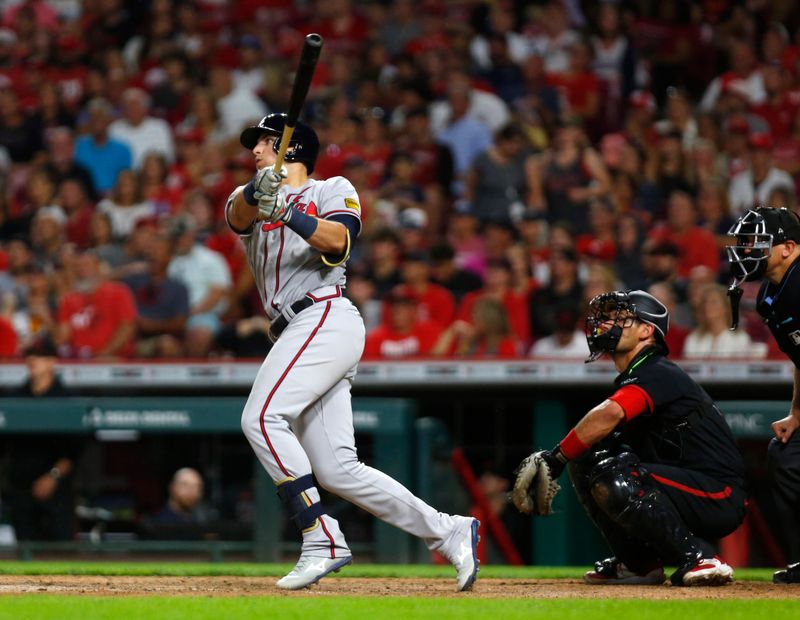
[284, 207, 318, 239]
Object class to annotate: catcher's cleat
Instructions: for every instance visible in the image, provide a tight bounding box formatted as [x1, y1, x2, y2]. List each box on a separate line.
[673, 556, 733, 587]
[583, 557, 665, 585]
[773, 562, 800, 584]
[440, 516, 480, 592]
[276, 554, 352, 590]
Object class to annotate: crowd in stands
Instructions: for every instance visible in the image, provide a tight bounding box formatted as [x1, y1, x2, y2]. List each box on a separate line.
[1, 0, 799, 362]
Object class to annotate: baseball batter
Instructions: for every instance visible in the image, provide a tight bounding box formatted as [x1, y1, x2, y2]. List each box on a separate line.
[226, 113, 479, 591]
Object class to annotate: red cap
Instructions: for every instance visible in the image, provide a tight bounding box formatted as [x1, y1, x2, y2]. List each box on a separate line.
[749, 132, 774, 150]
[628, 90, 656, 112]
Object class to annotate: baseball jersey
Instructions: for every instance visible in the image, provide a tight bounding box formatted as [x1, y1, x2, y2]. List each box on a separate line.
[756, 257, 800, 367]
[607, 345, 746, 488]
[226, 176, 362, 320]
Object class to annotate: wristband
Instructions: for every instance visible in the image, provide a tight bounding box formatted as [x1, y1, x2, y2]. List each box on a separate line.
[558, 429, 590, 460]
[242, 180, 258, 206]
[284, 207, 318, 240]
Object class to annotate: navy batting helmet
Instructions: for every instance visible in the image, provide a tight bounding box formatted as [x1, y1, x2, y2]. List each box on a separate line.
[239, 113, 285, 149]
[240, 113, 320, 174]
[585, 290, 669, 362]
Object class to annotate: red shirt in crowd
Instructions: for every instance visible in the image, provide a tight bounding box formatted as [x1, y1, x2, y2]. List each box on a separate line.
[0, 317, 17, 357]
[457, 290, 530, 345]
[382, 283, 456, 330]
[58, 281, 137, 358]
[364, 320, 442, 359]
[650, 227, 720, 278]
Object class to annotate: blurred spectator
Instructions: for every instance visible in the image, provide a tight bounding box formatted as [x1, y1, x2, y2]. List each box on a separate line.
[650, 189, 720, 278]
[700, 39, 766, 112]
[432, 76, 494, 195]
[148, 467, 216, 537]
[428, 241, 482, 303]
[214, 315, 272, 358]
[374, 151, 426, 227]
[58, 178, 94, 250]
[0, 89, 44, 164]
[232, 35, 266, 95]
[175, 87, 227, 146]
[648, 280, 690, 358]
[529, 118, 611, 234]
[55, 249, 137, 359]
[9, 264, 55, 353]
[728, 133, 793, 216]
[644, 128, 694, 212]
[446, 203, 486, 279]
[640, 238, 683, 291]
[528, 1, 581, 74]
[208, 64, 268, 143]
[545, 38, 602, 127]
[459, 257, 529, 345]
[364, 290, 441, 359]
[464, 123, 536, 224]
[30, 205, 67, 270]
[528, 248, 583, 341]
[344, 264, 381, 332]
[683, 284, 766, 359]
[0, 313, 16, 356]
[433, 297, 519, 358]
[74, 98, 133, 194]
[379, 0, 423, 57]
[123, 233, 189, 358]
[576, 198, 617, 261]
[384, 250, 455, 329]
[97, 169, 155, 240]
[528, 304, 589, 359]
[42, 127, 96, 200]
[590, 2, 639, 131]
[697, 179, 735, 256]
[363, 228, 403, 299]
[4, 336, 82, 541]
[430, 69, 511, 136]
[109, 87, 175, 169]
[166, 213, 232, 358]
[470, 2, 528, 71]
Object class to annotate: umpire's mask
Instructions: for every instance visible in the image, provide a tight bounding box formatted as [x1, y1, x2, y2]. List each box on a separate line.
[726, 207, 800, 329]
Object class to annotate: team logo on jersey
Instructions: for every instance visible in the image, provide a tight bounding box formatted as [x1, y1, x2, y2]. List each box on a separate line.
[790, 330, 800, 346]
[292, 200, 317, 216]
[345, 198, 360, 212]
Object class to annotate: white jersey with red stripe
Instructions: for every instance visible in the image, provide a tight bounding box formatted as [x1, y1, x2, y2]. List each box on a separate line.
[225, 175, 361, 320]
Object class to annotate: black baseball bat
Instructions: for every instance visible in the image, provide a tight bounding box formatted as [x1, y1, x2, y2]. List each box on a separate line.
[274, 33, 324, 171]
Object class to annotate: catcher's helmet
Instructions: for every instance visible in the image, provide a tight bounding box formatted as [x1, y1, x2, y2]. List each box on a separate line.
[727, 207, 800, 284]
[585, 290, 669, 362]
[239, 113, 320, 174]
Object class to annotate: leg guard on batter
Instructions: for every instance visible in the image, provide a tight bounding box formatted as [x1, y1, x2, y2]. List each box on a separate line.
[277, 475, 326, 533]
[589, 453, 703, 581]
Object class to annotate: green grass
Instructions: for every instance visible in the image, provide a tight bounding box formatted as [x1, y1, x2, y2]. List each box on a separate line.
[0, 560, 778, 581]
[0, 597, 797, 620]
[0, 562, 794, 620]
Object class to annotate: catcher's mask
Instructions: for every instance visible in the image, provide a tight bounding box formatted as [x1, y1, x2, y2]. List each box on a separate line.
[585, 290, 669, 363]
[726, 207, 800, 329]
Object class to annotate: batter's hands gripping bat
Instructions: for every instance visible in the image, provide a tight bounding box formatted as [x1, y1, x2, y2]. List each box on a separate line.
[273, 33, 324, 173]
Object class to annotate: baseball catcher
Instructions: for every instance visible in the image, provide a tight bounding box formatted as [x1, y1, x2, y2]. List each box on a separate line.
[513, 290, 747, 586]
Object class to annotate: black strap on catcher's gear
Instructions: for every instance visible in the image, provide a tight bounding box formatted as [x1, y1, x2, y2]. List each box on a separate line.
[589, 453, 702, 579]
[276, 474, 326, 531]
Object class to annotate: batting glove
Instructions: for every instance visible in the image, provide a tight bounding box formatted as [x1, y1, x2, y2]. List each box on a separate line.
[253, 165, 288, 198]
[258, 192, 292, 223]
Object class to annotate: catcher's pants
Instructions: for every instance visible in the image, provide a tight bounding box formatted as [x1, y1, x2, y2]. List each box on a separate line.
[769, 433, 800, 563]
[569, 454, 747, 569]
[240, 297, 457, 555]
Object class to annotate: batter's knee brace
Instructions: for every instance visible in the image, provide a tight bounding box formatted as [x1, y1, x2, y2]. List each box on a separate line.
[276, 475, 325, 533]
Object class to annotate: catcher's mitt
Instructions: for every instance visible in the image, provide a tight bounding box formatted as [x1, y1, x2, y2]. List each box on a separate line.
[511, 450, 561, 516]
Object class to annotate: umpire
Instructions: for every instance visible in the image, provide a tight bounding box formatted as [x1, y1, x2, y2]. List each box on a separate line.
[514, 290, 747, 586]
[728, 206, 800, 584]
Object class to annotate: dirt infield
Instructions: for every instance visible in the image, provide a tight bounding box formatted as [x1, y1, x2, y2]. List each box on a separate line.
[0, 576, 797, 598]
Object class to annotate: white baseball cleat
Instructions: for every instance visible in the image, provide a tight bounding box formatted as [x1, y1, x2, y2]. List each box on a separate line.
[679, 556, 734, 586]
[276, 555, 352, 590]
[440, 517, 480, 592]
